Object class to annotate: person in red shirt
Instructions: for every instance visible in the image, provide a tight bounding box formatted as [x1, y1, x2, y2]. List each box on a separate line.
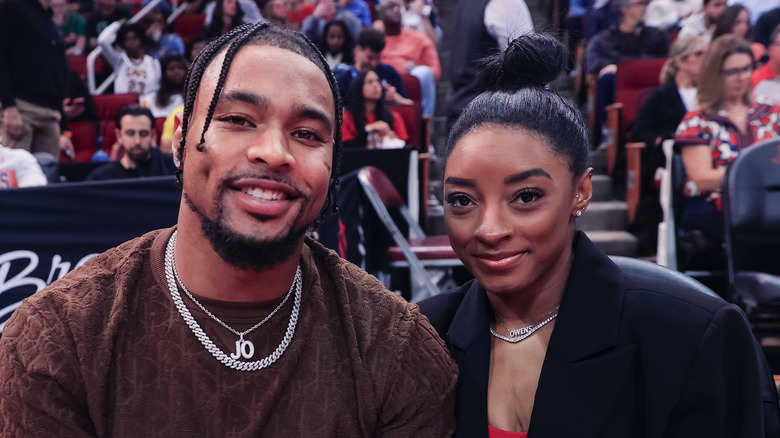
[752, 24, 780, 89]
[375, 0, 439, 117]
[342, 70, 408, 148]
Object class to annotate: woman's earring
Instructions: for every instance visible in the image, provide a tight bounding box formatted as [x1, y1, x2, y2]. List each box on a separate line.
[575, 210, 582, 217]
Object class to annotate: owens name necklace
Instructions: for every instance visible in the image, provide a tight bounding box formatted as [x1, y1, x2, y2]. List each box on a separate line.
[490, 307, 560, 343]
[164, 230, 302, 371]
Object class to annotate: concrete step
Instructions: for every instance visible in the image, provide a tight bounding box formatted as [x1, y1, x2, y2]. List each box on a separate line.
[590, 149, 608, 174]
[582, 230, 639, 257]
[575, 200, 628, 231]
[591, 174, 612, 202]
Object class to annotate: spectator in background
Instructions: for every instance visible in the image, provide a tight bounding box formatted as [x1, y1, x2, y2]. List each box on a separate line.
[86, 105, 175, 181]
[52, 0, 86, 56]
[140, 55, 187, 118]
[140, 6, 185, 59]
[645, 0, 702, 30]
[0, 143, 48, 189]
[339, 0, 372, 27]
[675, 35, 780, 244]
[401, 0, 440, 46]
[185, 35, 206, 63]
[446, 0, 534, 126]
[334, 27, 412, 106]
[342, 70, 407, 148]
[753, 7, 780, 48]
[586, 0, 669, 139]
[752, 24, 780, 102]
[631, 35, 707, 254]
[86, 0, 131, 50]
[98, 21, 162, 95]
[712, 4, 764, 60]
[264, 0, 293, 27]
[0, 0, 68, 157]
[376, 0, 440, 118]
[302, 0, 362, 47]
[678, 0, 727, 41]
[287, 0, 315, 28]
[202, 0, 263, 38]
[320, 20, 355, 69]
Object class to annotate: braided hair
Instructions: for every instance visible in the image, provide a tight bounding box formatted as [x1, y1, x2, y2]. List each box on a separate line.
[177, 22, 343, 213]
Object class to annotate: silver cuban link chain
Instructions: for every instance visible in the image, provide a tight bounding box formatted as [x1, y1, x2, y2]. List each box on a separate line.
[164, 230, 302, 371]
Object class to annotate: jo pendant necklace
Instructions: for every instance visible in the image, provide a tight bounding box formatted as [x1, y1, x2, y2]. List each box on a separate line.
[490, 307, 560, 343]
[164, 230, 302, 371]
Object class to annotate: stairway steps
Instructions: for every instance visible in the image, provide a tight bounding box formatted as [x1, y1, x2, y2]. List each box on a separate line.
[576, 200, 628, 231]
[582, 230, 639, 257]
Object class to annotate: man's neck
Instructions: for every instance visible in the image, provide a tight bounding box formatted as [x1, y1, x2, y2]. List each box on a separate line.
[618, 18, 638, 33]
[770, 58, 780, 76]
[384, 22, 401, 36]
[173, 208, 304, 303]
[120, 153, 147, 169]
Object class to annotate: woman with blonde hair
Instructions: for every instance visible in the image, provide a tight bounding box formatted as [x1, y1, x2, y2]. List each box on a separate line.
[675, 34, 780, 244]
[630, 34, 708, 254]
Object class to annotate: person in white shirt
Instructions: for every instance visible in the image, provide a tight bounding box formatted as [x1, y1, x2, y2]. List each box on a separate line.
[140, 55, 187, 118]
[0, 143, 47, 189]
[645, 0, 702, 30]
[678, 0, 727, 41]
[97, 21, 162, 95]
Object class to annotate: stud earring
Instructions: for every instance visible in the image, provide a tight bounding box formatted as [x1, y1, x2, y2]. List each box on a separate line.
[575, 210, 582, 217]
[575, 194, 580, 198]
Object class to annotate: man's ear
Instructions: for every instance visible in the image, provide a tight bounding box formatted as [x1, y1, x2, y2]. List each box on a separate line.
[172, 111, 184, 169]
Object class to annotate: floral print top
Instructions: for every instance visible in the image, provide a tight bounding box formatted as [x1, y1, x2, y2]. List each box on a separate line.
[674, 97, 780, 207]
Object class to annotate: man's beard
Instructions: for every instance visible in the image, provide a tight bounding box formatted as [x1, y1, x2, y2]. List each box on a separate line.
[183, 188, 309, 271]
[126, 146, 151, 165]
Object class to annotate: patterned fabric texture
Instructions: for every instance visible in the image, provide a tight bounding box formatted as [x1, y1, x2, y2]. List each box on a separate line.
[674, 97, 780, 206]
[0, 227, 457, 437]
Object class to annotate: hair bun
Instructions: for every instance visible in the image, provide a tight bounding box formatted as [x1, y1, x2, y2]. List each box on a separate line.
[482, 33, 568, 91]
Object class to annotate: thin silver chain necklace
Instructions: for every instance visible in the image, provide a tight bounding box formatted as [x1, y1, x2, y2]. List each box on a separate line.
[489, 307, 560, 343]
[164, 230, 302, 371]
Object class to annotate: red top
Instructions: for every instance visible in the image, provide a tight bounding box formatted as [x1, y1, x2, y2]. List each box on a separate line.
[341, 110, 408, 143]
[488, 425, 528, 438]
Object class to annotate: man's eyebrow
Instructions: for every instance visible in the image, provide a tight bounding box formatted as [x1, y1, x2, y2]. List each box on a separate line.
[293, 104, 334, 135]
[218, 90, 271, 109]
[504, 168, 552, 184]
[444, 176, 476, 187]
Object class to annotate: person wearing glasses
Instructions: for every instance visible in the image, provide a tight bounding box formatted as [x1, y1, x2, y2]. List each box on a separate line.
[675, 34, 780, 245]
[630, 35, 708, 254]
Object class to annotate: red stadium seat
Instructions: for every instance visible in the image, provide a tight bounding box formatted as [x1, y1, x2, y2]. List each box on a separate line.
[155, 117, 166, 145]
[93, 93, 139, 122]
[67, 54, 105, 79]
[390, 105, 419, 149]
[101, 120, 118, 158]
[63, 121, 98, 162]
[174, 14, 206, 44]
[604, 57, 666, 173]
[357, 166, 461, 302]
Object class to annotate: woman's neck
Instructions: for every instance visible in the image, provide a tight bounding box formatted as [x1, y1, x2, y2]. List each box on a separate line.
[721, 96, 747, 111]
[486, 247, 572, 327]
[364, 100, 376, 118]
[675, 71, 696, 88]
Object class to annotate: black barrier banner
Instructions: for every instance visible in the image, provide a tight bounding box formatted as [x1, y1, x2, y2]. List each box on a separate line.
[0, 176, 181, 333]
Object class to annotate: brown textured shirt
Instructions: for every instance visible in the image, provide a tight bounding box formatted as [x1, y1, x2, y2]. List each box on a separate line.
[0, 227, 457, 437]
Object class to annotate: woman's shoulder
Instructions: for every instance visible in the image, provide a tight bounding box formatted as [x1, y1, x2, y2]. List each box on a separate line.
[417, 281, 474, 339]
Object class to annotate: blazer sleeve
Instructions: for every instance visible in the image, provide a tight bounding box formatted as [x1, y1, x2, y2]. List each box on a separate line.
[665, 304, 779, 437]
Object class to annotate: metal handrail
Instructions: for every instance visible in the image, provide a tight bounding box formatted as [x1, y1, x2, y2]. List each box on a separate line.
[87, 0, 174, 95]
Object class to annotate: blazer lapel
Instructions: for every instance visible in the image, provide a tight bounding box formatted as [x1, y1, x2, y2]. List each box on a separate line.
[529, 232, 638, 437]
[447, 281, 493, 438]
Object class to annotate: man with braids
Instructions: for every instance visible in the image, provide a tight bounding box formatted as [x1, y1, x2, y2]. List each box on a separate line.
[0, 23, 457, 437]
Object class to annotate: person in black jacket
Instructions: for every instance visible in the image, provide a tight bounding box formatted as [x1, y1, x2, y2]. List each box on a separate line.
[86, 105, 175, 181]
[630, 34, 707, 254]
[418, 33, 779, 437]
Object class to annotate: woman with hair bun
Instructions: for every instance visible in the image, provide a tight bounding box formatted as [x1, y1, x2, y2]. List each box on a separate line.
[419, 33, 778, 437]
